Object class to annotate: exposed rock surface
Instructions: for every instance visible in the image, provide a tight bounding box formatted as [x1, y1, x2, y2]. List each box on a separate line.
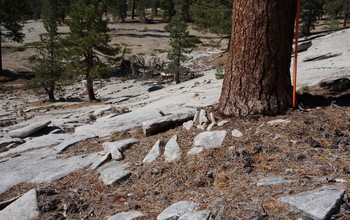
[91, 153, 112, 170]
[183, 120, 194, 130]
[164, 135, 181, 162]
[8, 120, 51, 138]
[142, 110, 196, 136]
[0, 189, 39, 220]
[278, 187, 345, 220]
[157, 201, 197, 220]
[178, 210, 211, 220]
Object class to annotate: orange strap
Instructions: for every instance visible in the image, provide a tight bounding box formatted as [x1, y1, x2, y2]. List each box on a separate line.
[293, 0, 301, 108]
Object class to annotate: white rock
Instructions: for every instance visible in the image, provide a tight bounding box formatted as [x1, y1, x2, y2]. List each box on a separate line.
[267, 119, 291, 126]
[206, 123, 215, 131]
[157, 201, 197, 220]
[8, 120, 51, 138]
[142, 110, 196, 136]
[107, 210, 145, 220]
[91, 153, 111, 170]
[217, 120, 229, 127]
[0, 189, 39, 220]
[178, 210, 212, 220]
[93, 105, 112, 117]
[278, 187, 345, 220]
[183, 120, 194, 130]
[164, 135, 181, 162]
[97, 161, 131, 186]
[102, 138, 139, 160]
[198, 109, 208, 125]
[143, 140, 164, 163]
[209, 113, 216, 124]
[194, 131, 227, 149]
[231, 129, 243, 138]
[193, 109, 200, 124]
[187, 146, 204, 155]
[257, 175, 295, 187]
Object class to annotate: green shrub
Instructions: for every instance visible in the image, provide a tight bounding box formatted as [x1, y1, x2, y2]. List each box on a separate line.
[215, 67, 224, 80]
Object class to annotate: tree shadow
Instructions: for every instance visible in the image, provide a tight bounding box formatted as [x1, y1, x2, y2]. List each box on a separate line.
[297, 92, 350, 108]
[0, 70, 34, 83]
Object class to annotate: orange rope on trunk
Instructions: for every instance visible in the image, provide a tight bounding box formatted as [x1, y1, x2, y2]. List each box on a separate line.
[293, 0, 301, 108]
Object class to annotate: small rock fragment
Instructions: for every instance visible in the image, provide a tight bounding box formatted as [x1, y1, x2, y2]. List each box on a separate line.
[217, 120, 229, 127]
[107, 210, 145, 220]
[143, 140, 164, 163]
[194, 131, 227, 149]
[164, 135, 181, 162]
[183, 120, 194, 130]
[231, 129, 243, 138]
[257, 175, 295, 187]
[157, 201, 197, 220]
[267, 119, 291, 126]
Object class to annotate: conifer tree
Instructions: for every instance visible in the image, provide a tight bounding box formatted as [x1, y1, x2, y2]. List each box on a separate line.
[108, 0, 128, 22]
[165, 7, 192, 84]
[62, 0, 117, 101]
[31, 0, 63, 101]
[0, 0, 27, 72]
[300, 0, 324, 36]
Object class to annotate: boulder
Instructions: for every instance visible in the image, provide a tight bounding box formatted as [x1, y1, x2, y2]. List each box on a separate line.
[0, 189, 39, 220]
[102, 138, 139, 160]
[257, 175, 295, 187]
[97, 161, 131, 186]
[278, 187, 345, 220]
[107, 210, 145, 220]
[8, 120, 51, 138]
[193, 131, 227, 149]
[157, 201, 197, 220]
[143, 140, 164, 163]
[164, 135, 181, 162]
[143, 110, 195, 136]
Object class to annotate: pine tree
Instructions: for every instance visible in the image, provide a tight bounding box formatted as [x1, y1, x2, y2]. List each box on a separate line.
[62, 0, 117, 101]
[189, 0, 232, 36]
[31, 0, 63, 101]
[108, 0, 128, 22]
[165, 7, 192, 84]
[0, 0, 27, 72]
[300, 0, 324, 36]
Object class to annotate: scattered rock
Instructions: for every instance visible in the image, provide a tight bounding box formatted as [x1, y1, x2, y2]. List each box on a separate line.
[267, 119, 290, 126]
[193, 131, 227, 149]
[278, 187, 345, 220]
[231, 129, 243, 138]
[209, 113, 216, 124]
[198, 109, 208, 125]
[157, 201, 197, 220]
[183, 120, 194, 130]
[178, 210, 211, 220]
[193, 109, 200, 124]
[257, 175, 296, 187]
[96, 161, 131, 186]
[142, 110, 196, 136]
[102, 138, 139, 160]
[217, 120, 229, 127]
[107, 210, 145, 220]
[91, 153, 112, 170]
[164, 135, 181, 162]
[143, 140, 164, 163]
[8, 120, 51, 138]
[0, 189, 39, 220]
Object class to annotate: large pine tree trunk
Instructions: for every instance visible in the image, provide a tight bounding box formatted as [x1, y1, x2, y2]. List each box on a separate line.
[131, 0, 136, 19]
[218, 0, 296, 117]
[0, 34, 3, 73]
